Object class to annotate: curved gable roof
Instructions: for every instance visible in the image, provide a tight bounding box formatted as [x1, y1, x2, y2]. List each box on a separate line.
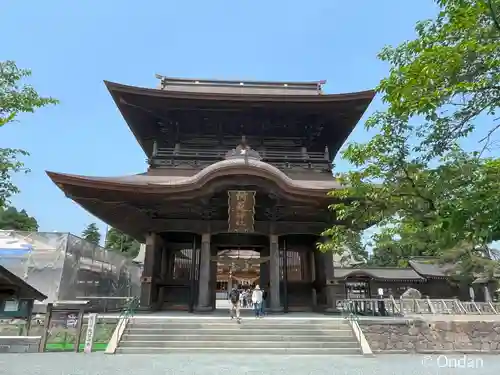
[47, 158, 342, 198]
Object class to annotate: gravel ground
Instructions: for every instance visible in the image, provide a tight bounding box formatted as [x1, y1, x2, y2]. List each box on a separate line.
[0, 353, 496, 375]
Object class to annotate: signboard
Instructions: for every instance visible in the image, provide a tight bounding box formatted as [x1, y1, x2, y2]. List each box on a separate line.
[66, 313, 78, 328]
[469, 287, 475, 301]
[228, 190, 256, 233]
[83, 313, 97, 354]
[3, 300, 19, 312]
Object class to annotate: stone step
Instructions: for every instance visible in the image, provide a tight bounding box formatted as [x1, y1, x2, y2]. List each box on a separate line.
[121, 334, 358, 342]
[118, 318, 360, 355]
[128, 322, 350, 330]
[131, 314, 348, 325]
[130, 318, 348, 322]
[129, 319, 351, 324]
[119, 340, 360, 349]
[125, 328, 353, 336]
[115, 347, 362, 355]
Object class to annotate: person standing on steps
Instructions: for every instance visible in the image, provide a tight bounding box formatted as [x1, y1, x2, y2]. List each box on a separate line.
[229, 285, 241, 323]
[242, 289, 248, 308]
[261, 284, 268, 316]
[252, 285, 263, 318]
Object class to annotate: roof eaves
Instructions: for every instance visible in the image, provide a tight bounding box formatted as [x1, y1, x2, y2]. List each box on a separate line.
[0, 265, 47, 301]
[104, 80, 376, 103]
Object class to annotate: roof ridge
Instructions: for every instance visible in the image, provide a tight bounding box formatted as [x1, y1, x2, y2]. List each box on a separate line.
[154, 74, 326, 88]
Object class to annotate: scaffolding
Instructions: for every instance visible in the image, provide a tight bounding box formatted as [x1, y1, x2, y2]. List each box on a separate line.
[0, 231, 141, 310]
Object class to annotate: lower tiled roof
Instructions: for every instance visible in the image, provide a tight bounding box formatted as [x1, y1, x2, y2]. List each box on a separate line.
[333, 267, 425, 280]
[0, 265, 47, 301]
[408, 258, 451, 277]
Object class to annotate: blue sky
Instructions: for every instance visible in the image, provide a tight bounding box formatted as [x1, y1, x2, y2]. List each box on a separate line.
[2, 0, 441, 238]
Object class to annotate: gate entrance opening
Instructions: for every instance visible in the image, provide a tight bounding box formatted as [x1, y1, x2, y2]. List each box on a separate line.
[214, 248, 267, 309]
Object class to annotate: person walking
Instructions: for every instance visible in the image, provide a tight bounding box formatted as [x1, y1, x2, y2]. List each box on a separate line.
[228, 286, 241, 323]
[251, 285, 263, 318]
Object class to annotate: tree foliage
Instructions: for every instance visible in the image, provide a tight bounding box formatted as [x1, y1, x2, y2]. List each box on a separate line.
[82, 222, 101, 245]
[377, 0, 500, 158]
[0, 148, 29, 208]
[321, 0, 500, 281]
[0, 60, 58, 208]
[0, 206, 38, 231]
[105, 227, 141, 258]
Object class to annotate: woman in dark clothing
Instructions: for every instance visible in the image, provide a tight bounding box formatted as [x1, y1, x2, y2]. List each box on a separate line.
[261, 284, 268, 316]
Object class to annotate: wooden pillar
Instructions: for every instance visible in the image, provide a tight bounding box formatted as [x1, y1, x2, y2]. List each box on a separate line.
[310, 250, 317, 308]
[25, 299, 34, 335]
[210, 244, 217, 309]
[157, 246, 170, 310]
[39, 303, 53, 352]
[282, 237, 288, 313]
[196, 233, 212, 311]
[321, 246, 343, 313]
[74, 307, 85, 352]
[140, 232, 162, 310]
[188, 236, 198, 313]
[269, 234, 283, 312]
[313, 249, 326, 307]
[160, 247, 169, 278]
[322, 250, 337, 312]
[260, 246, 270, 289]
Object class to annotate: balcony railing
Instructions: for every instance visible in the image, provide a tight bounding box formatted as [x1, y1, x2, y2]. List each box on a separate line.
[151, 148, 330, 168]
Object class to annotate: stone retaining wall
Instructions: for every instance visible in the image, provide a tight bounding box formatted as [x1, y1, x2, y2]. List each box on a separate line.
[360, 320, 500, 353]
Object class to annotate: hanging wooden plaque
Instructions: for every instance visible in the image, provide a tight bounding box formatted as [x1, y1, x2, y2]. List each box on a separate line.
[228, 190, 256, 233]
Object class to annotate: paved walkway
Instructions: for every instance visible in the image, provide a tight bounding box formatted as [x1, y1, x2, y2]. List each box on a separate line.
[0, 353, 497, 375]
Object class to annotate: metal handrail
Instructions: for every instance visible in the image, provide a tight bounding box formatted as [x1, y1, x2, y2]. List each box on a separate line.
[102, 296, 139, 354]
[110, 296, 139, 340]
[345, 312, 365, 354]
[121, 296, 139, 320]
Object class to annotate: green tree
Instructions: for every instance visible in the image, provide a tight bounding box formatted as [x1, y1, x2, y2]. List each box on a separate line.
[82, 222, 101, 245]
[0, 206, 38, 231]
[105, 227, 141, 258]
[376, 0, 500, 159]
[321, 0, 500, 282]
[0, 60, 58, 208]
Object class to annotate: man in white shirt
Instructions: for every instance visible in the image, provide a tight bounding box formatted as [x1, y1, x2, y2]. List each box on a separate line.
[251, 285, 263, 318]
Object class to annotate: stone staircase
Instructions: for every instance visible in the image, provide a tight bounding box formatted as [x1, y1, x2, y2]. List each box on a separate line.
[116, 317, 361, 355]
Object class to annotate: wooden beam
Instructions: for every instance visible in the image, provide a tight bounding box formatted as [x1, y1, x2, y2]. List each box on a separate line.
[147, 219, 328, 236]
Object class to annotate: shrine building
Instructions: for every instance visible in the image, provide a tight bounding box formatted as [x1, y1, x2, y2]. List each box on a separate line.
[47, 76, 376, 312]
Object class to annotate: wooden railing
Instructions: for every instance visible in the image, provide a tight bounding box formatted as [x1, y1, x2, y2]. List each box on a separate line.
[150, 147, 331, 168]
